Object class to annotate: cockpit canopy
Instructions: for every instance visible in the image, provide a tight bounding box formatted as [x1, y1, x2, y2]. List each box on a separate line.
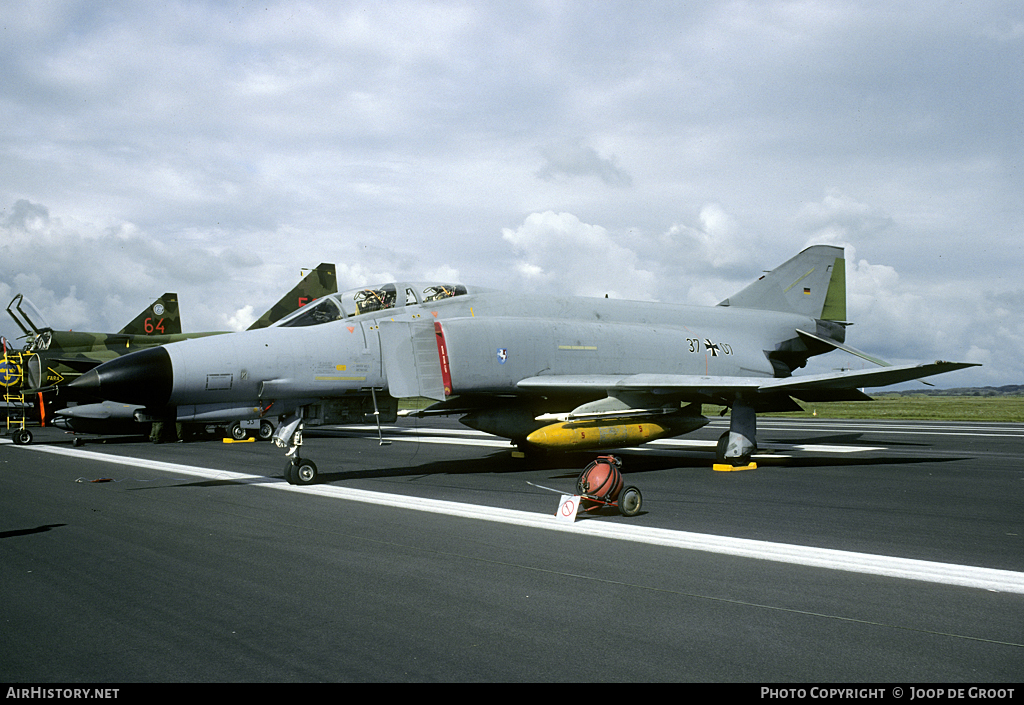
[6, 294, 53, 350]
[274, 282, 469, 328]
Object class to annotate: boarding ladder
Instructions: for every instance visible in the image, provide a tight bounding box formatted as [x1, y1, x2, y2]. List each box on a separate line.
[2, 349, 33, 444]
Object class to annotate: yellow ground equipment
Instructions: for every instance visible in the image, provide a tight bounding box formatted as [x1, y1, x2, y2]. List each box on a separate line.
[2, 349, 34, 445]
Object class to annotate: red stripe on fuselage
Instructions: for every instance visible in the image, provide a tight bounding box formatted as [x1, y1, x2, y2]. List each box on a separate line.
[434, 321, 453, 396]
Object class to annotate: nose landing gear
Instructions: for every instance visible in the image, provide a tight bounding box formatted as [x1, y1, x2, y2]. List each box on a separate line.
[275, 416, 319, 486]
[285, 457, 318, 485]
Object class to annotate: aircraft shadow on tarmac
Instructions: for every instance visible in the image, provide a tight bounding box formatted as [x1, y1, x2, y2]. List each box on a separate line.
[0, 524, 67, 539]
[56, 432, 225, 446]
[41, 429, 966, 487]
[310, 448, 702, 485]
[44, 433, 149, 446]
[309, 447, 966, 485]
[107, 449, 968, 501]
[754, 453, 966, 469]
[767, 431, 933, 449]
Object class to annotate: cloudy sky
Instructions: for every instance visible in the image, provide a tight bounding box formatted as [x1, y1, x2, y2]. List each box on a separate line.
[2, 1, 1021, 388]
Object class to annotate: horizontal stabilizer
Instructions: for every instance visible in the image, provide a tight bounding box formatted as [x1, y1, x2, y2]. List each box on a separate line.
[761, 361, 979, 392]
[795, 329, 890, 367]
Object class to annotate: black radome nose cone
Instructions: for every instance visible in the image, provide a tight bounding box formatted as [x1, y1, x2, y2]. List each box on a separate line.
[69, 347, 173, 408]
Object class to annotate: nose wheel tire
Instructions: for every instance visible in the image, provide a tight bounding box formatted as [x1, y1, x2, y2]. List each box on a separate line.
[285, 458, 319, 485]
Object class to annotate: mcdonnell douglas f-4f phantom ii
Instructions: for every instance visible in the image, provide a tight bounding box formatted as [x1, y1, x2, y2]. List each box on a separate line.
[71, 246, 977, 483]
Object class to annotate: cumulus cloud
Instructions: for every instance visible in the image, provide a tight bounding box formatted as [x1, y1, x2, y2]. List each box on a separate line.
[536, 142, 633, 187]
[225, 305, 256, 332]
[502, 211, 655, 300]
[0, 198, 252, 334]
[795, 190, 895, 246]
[423, 265, 461, 284]
[663, 203, 748, 269]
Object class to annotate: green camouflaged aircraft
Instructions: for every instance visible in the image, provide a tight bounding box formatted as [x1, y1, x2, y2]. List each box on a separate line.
[5, 263, 337, 394]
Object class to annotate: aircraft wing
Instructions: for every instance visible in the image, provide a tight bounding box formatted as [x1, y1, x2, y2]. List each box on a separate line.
[517, 361, 979, 399]
[517, 374, 763, 395]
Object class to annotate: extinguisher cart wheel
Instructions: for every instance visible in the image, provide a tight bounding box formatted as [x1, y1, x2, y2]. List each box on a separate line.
[618, 485, 643, 516]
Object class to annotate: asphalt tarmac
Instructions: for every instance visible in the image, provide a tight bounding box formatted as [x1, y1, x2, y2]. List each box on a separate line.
[2, 417, 1022, 682]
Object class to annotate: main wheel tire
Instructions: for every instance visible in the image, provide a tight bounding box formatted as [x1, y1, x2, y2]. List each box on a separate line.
[716, 432, 729, 462]
[258, 420, 274, 441]
[716, 431, 755, 465]
[619, 485, 643, 517]
[230, 423, 248, 441]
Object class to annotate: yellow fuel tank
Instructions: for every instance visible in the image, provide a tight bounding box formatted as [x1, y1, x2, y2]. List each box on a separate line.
[525, 419, 674, 450]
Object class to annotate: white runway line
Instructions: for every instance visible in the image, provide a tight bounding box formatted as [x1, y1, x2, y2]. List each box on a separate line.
[12, 440, 1024, 595]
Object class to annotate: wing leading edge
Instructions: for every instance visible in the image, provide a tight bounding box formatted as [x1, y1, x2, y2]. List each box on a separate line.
[516, 360, 979, 400]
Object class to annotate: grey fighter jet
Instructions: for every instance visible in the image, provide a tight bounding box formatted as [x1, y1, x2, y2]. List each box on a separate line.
[71, 246, 977, 483]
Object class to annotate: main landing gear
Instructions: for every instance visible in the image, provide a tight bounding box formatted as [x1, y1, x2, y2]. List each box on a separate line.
[714, 398, 758, 471]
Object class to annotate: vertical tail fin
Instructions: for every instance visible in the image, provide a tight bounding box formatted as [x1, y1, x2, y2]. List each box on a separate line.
[247, 263, 338, 330]
[718, 245, 846, 321]
[118, 293, 181, 335]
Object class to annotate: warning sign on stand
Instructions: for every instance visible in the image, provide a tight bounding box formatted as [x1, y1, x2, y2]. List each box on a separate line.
[556, 494, 581, 523]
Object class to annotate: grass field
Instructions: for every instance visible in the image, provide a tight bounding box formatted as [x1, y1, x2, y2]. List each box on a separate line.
[401, 395, 1024, 423]
[736, 396, 1024, 422]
